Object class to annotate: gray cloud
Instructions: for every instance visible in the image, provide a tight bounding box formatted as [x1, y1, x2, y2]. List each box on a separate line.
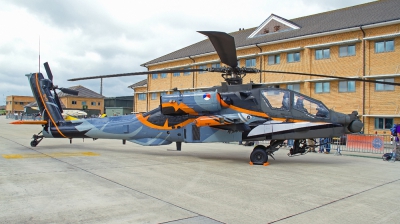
[0, 0, 374, 105]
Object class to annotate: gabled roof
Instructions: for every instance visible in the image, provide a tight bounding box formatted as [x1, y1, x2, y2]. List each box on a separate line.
[128, 79, 147, 89]
[142, 0, 400, 66]
[58, 85, 105, 98]
[248, 14, 301, 38]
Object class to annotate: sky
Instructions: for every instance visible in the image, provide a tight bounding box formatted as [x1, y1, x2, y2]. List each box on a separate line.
[0, 0, 374, 105]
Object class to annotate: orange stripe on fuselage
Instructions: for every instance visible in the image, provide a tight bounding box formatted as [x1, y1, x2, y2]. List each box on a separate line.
[161, 102, 198, 115]
[227, 105, 269, 118]
[216, 93, 230, 108]
[136, 113, 195, 130]
[35, 73, 67, 138]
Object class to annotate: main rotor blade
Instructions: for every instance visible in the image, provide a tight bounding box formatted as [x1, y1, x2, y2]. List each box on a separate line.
[262, 70, 400, 86]
[43, 62, 53, 81]
[198, 31, 238, 68]
[59, 88, 79, 95]
[68, 69, 207, 81]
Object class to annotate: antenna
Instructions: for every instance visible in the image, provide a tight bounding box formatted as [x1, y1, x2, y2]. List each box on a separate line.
[39, 36, 40, 73]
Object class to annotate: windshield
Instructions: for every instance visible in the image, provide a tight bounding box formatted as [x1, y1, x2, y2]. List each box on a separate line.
[293, 93, 329, 118]
[261, 89, 329, 118]
[261, 89, 290, 110]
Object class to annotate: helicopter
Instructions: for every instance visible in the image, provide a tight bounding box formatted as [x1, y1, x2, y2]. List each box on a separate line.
[12, 31, 400, 165]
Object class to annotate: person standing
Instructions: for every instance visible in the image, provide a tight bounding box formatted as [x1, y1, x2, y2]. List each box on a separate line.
[319, 138, 325, 153]
[392, 124, 400, 161]
[324, 138, 331, 154]
[287, 139, 294, 148]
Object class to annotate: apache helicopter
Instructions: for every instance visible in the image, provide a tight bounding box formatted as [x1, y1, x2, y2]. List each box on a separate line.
[13, 31, 400, 165]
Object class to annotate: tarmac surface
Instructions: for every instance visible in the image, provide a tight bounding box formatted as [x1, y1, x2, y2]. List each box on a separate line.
[1, 116, 400, 223]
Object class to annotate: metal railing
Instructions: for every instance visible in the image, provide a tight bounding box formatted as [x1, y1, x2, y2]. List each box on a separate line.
[253, 134, 396, 154]
[5, 114, 42, 121]
[331, 134, 395, 154]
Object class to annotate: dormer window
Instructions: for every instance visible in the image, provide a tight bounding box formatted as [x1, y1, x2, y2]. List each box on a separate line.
[274, 26, 280, 32]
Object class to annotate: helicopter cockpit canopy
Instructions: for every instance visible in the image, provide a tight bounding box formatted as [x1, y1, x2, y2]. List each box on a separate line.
[261, 89, 329, 118]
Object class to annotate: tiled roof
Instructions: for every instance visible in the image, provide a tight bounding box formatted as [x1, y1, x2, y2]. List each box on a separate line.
[58, 85, 105, 98]
[142, 0, 400, 66]
[128, 79, 147, 89]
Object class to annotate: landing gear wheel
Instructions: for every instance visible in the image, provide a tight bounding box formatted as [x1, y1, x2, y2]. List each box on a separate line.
[30, 131, 43, 147]
[30, 140, 38, 147]
[250, 148, 268, 165]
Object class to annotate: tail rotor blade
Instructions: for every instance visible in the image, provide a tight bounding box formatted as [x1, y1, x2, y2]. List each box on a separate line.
[198, 31, 238, 68]
[53, 90, 63, 113]
[43, 62, 53, 81]
[59, 88, 79, 96]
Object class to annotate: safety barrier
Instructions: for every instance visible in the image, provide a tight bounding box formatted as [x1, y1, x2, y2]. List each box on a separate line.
[5, 114, 42, 121]
[332, 134, 395, 154]
[253, 134, 396, 155]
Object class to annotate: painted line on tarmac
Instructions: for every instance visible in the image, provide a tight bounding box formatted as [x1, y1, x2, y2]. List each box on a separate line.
[2, 152, 99, 159]
[268, 178, 400, 223]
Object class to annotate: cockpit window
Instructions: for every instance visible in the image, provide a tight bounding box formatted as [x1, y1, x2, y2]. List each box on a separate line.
[293, 93, 329, 118]
[261, 89, 290, 110]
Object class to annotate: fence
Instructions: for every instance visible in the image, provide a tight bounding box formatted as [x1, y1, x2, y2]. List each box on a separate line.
[5, 114, 41, 121]
[331, 134, 395, 154]
[254, 134, 396, 155]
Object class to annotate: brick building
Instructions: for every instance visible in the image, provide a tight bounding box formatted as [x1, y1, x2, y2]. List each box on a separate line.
[58, 85, 105, 115]
[5, 95, 35, 114]
[132, 0, 400, 135]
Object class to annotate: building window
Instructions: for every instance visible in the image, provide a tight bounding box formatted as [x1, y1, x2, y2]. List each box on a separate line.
[237, 60, 240, 67]
[14, 102, 18, 104]
[287, 84, 300, 92]
[211, 63, 220, 68]
[375, 118, 393, 130]
[151, 93, 157, 100]
[91, 102, 96, 106]
[315, 48, 330, 60]
[375, 78, 395, 91]
[98, 102, 101, 106]
[152, 73, 158, 79]
[82, 101, 87, 105]
[339, 45, 356, 57]
[173, 71, 180, 77]
[138, 93, 146, 101]
[339, 81, 355, 92]
[72, 101, 77, 105]
[199, 65, 207, 74]
[161, 73, 167, 78]
[183, 67, 191, 76]
[287, 52, 300, 62]
[160, 92, 167, 96]
[246, 58, 256, 67]
[268, 55, 280, 65]
[315, 82, 330, 93]
[375, 40, 394, 53]
[19, 102, 24, 105]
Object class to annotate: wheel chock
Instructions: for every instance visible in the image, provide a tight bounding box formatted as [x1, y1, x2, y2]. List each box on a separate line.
[249, 162, 253, 165]
[263, 162, 269, 166]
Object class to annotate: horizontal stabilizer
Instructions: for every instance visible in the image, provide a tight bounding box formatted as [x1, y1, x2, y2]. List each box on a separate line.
[10, 120, 48, 125]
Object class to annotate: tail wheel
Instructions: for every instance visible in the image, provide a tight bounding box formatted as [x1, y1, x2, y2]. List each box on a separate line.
[30, 140, 38, 147]
[250, 148, 268, 165]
